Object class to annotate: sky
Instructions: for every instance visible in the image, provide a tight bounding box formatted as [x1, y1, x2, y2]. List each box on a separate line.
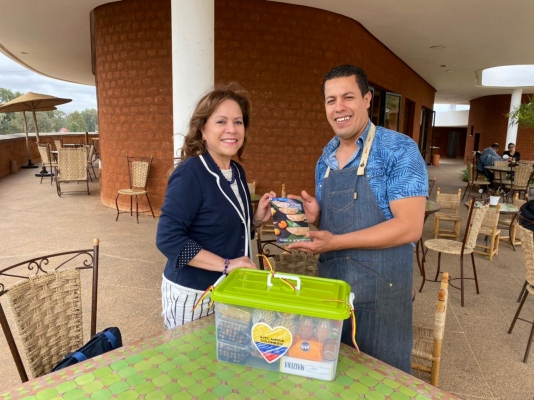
[0, 53, 97, 114]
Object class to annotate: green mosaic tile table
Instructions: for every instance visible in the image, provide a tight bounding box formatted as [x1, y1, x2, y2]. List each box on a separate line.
[1, 316, 458, 400]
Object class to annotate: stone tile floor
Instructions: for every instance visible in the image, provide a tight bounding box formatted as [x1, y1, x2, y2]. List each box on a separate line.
[0, 159, 533, 399]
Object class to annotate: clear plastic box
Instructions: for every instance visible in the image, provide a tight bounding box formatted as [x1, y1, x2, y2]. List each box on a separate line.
[211, 269, 352, 381]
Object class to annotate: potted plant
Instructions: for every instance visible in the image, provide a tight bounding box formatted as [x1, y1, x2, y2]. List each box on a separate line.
[507, 95, 534, 128]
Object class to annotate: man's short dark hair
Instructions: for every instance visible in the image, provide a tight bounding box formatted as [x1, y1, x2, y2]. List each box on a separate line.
[322, 65, 370, 100]
[491, 143, 500, 149]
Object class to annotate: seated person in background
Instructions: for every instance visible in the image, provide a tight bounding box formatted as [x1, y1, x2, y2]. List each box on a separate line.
[477, 143, 502, 189]
[503, 142, 520, 161]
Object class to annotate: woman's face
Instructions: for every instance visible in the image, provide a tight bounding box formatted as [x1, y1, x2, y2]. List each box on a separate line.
[508, 145, 516, 153]
[201, 99, 245, 166]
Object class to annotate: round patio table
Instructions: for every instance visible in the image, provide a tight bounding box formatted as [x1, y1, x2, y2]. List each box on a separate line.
[0, 315, 459, 400]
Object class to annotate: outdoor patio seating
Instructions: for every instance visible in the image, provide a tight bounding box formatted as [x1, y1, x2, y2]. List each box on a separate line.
[0, 239, 99, 382]
[499, 192, 528, 249]
[36, 143, 58, 185]
[115, 155, 155, 223]
[412, 272, 449, 387]
[86, 144, 97, 181]
[473, 203, 501, 260]
[256, 233, 318, 275]
[505, 164, 534, 200]
[56, 147, 90, 196]
[428, 177, 437, 196]
[433, 188, 462, 240]
[462, 162, 489, 200]
[421, 198, 488, 307]
[508, 225, 534, 363]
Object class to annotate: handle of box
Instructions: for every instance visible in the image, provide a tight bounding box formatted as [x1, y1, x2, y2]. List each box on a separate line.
[267, 273, 301, 290]
[350, 293, 355, 304]
[213, 274, 227, 288]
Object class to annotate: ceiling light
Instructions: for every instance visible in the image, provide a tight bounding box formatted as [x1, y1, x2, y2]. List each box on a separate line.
[430, 45, 446, 50]
[440, 65, 447, 68]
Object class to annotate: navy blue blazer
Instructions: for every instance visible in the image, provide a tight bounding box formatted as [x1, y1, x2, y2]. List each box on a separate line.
[156, 152, 254, 290]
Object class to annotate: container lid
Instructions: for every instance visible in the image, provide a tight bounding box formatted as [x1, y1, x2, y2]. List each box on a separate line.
[211, 269, 351, 320]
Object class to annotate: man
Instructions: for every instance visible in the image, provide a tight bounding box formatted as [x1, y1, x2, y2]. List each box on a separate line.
[477, 143, 502, 188]
[288, 65, 428, 373]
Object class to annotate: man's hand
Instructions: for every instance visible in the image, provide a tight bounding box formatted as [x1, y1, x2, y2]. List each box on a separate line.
[288, 190, 320, 224]
[286, 230, 335, 254]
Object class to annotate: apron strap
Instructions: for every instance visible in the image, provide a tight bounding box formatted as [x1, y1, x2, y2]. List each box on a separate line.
[357, 123, 377, 176]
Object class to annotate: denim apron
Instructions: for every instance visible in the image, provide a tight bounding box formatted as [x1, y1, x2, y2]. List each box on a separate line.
[318, 124, 413, 373]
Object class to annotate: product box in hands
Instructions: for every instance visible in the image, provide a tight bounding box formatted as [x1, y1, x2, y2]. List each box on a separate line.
[269, 197, 312, 244]
[210, 269, 353, 381]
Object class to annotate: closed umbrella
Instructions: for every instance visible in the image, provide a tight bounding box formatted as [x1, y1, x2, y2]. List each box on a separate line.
[0, 92, 71, 172]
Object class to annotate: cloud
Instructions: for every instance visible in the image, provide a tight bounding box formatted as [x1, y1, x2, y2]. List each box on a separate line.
[0, 54, 97, 114]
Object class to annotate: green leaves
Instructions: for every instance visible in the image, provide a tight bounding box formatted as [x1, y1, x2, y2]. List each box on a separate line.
[507, 95, 534, 128]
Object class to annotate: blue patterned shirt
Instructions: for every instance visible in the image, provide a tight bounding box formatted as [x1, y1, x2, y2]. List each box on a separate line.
[316, 121, 428, 220]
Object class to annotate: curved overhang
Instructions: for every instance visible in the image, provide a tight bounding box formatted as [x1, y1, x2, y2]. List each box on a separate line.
[1, 0, 533, 102]
[475, 65, 534, 88]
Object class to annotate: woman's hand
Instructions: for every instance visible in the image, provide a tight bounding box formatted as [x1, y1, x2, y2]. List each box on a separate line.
[227, 256, 258, 273]
[253, 191, 277, 226]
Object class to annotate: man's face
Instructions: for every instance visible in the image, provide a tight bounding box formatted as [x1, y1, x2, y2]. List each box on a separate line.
[324, 76, 372, 142]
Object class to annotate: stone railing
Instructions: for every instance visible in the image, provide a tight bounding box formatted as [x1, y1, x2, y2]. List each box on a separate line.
[0, 132, 98, 179]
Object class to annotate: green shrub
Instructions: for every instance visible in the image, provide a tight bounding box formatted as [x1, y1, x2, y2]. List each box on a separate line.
[461, 168, 468, 182]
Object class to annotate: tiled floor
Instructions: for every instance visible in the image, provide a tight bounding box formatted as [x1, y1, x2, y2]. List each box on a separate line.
[0, 159, 533, 399]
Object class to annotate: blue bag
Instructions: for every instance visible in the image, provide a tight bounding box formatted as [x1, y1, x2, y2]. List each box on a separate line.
[51, 327, 122, 372]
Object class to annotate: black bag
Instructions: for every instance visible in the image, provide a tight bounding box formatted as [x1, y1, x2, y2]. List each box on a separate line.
[51, 327, 122, 372]
[519, 200, 534, 232]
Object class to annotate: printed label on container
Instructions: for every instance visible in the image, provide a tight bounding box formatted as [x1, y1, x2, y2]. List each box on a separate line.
[269, 197, 312, 243]
[252, 323, 292, 363]
[279, 356, 335, 381]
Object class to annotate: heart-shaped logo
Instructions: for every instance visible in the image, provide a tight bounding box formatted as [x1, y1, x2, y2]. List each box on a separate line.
[252, 322, 293, 363]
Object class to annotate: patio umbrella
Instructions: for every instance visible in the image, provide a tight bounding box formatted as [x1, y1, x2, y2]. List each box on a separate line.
[0, 92, 71, 171]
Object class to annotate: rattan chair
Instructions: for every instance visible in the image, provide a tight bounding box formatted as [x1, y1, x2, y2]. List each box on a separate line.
[499, 193, 528, 250]
[256, 233, 318, 275]
[421, 199, 488, 307]
[508, 225, 534, 362]
[473, 203, 501, 260]
[53, 137, 63, 151]
[493, 160, 509, 168]
[37, 143, 58, 185]
[462, 162, 489, 200]
[433, 188, 462, 240]
[56, 147, 90, 196]
[86, 144, 97, 181]
[505, 165, 534, 200]
[412, 272, 449, 387]
[428, 177, 437, 197]
[115, 155, 155, 223]
[0, 239, 99, 382]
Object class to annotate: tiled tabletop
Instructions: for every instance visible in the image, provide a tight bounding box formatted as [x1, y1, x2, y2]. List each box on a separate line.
[1, 316, 458, 400]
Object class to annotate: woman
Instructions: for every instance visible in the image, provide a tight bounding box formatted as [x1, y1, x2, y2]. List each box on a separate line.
[503, 143, 520, 161]
[156, 84, 275, 329]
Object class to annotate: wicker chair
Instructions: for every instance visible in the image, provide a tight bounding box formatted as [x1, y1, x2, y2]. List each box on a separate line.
[0, 239, 99, 382]
[421, 199, 488, 307]
[37, 143, 58, 185]
[473, 203, 501, 260]
[412, 272, 449, 387]
[256, 233, 318, 276]
[493, 160, 509, 168]
[499, 193, 528, 250]
[115, 155, 155, 223]
[462, 162, 489, 200]
[56, 147, 90, 196]
[428, 177, 437, 197]
[508, 225, 534, 363]
[53, 137, 63, 151]
[505, 165, 534, 200]
[433, 188, 462, 240]
[86, 144, 97, 181]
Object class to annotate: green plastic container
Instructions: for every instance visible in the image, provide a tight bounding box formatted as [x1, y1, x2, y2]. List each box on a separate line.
[211, 269, 352, 381]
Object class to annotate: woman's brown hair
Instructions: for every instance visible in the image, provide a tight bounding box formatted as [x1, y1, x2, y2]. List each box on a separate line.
[177, 83, 251, 164]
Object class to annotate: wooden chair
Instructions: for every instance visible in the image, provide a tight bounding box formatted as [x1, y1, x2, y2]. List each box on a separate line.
[0, 239, 99, 382]
[412, 272, 449, 387]
[115, 155, 155, 223]
[36, 143, 58, 185]
[256, 233, 318, 275]
[499, 193, 528, 250]
[247, 181, 256, 195]
[433, 188, 462, 240]
[508, 225, 534, 362]
[428, 177, 437, 197]
[506, 165, 534, 200]
[421, 199, 488, 307]
[473, 203, 501, 260]
[56, 147, 90, 196]
[462, 162, 489, 200]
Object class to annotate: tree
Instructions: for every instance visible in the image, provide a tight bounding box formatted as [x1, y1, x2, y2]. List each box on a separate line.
[81, 109, 98, 132]
[0, 88, 23, 134]
[67, 111, 88, 132]
[507, 96, 534, 128]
